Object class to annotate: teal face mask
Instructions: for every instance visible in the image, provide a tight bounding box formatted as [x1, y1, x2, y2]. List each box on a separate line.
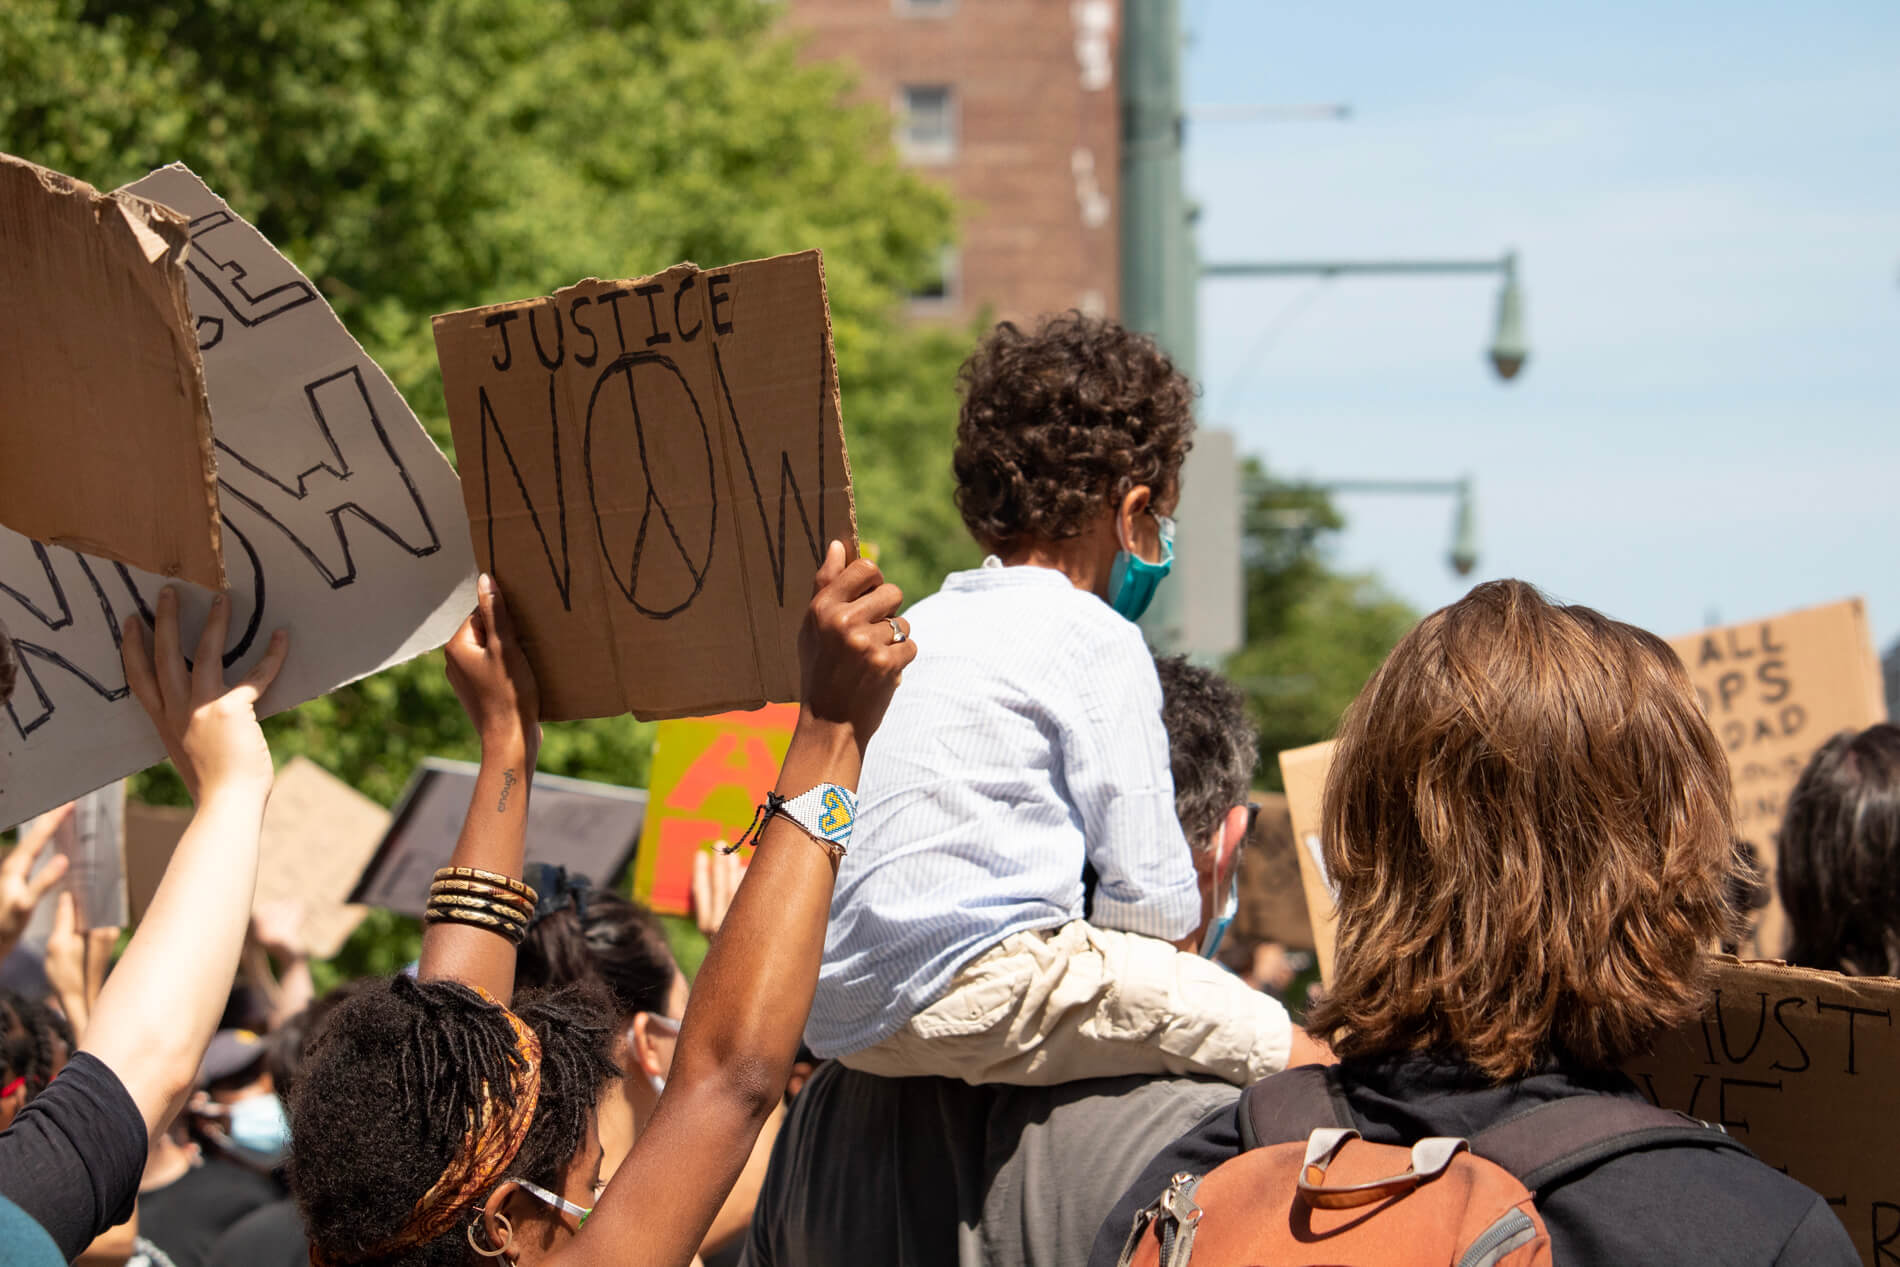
[1107, 512, 1176, 621]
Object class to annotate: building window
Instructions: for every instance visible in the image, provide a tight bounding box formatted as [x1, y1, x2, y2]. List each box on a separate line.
[897, 84, 956, 164]
[909, 245, 960, 311]
[895, 0, 954, 13]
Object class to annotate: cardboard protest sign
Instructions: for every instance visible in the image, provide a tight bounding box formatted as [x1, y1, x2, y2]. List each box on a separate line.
[1278, 740, 1340, 983]
[1232, 792, 1317, 951]
[633, 703, 797, 915]
[1667, 598, 1887, 958]
[1625, 958, 1887, 1264]
[15, 783, 129, 953]
[0, 153, 224, 587]
[123, 759, 388, 956]
[350, 759, 647, 918]
[434, 252, 855, 722]
[123, 801, 189, 927]
[0, 165, 476, 830]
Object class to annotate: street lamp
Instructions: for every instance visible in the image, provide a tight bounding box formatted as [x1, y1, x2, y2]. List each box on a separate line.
[1202, 253, 1529, 383]
[1318, 477, 1480, 578]
[1488, 252, 1527, 381]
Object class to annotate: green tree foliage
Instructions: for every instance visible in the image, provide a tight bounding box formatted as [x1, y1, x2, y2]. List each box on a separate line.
[1225, 460, 1418, 789]
[1, 0, 981, 975]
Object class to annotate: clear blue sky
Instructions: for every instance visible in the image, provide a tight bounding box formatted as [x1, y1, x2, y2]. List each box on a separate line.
[1184, 1, 1899, 650]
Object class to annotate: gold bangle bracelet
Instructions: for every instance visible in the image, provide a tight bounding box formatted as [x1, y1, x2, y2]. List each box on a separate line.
[429, 879, 536, 914]
[424, 906, 526, 945]
[426, 893, 529, 926]
[433, 866, 536, 902]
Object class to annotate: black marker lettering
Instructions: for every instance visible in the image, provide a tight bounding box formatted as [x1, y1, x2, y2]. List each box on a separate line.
[1757, 658, 1791, 705]
[708, 272, 735, 335]
[1714, 991, 1770, 1064]
[597, 288, 632, 354]
[570, 295, 599, 367]
[1715, 1076, 1781, 1134]
[674, 274, 702, 342]
[1816, 999, 1892, 1074]
[528, 300, 564, 370]
[635, 283, 671, 346]
[1768, 996, 1811, 1073]
[486, 311, 519, 372]
[1875, 1202, 1900, 1265]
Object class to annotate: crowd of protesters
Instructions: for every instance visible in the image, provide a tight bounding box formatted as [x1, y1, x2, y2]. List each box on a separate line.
[0, 312, 1887, 1266]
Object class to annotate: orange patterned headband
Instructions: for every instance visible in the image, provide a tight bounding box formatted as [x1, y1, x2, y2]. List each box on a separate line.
[311, 986, 542, 1266]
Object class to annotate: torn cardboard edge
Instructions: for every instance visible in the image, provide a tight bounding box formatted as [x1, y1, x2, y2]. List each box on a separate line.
[0, 151, 224, 587]
[433, 249, 855, 722]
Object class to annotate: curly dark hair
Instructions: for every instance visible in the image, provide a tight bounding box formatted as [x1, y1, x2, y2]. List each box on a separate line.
[517, 886, 678, 1019]
[1155, 655, 1259, 848]
[289, 975, 619, 1267]
[952, 311, 1195, 553]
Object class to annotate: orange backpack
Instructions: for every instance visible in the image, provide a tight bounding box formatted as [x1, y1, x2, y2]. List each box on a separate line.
[1114, 1067, 1746, 1267]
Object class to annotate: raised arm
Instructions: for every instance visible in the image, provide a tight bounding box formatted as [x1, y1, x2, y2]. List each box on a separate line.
[83, 588, 288, 1136]
[561, 542, 913, 1267]
[416, 574, 540, 999]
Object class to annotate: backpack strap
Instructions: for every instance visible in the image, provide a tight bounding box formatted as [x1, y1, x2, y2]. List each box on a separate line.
[1237, 1065, 1355, 1151]
[1471, 1095, 1753, 1192]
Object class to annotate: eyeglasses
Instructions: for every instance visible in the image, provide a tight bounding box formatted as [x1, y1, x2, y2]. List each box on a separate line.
[1244, 802, 1261, 838]
[512, 1177, 591, 1227]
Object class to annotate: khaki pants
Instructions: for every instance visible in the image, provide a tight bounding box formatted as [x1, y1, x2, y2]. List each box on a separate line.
[840, 920, 1293, 1087]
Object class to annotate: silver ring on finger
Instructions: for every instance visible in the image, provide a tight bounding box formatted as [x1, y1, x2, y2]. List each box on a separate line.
[888, 617, 909, 644]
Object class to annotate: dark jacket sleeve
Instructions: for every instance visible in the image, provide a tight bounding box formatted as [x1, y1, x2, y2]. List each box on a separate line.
[1085, 1098, 1244, 1267]
[0, 1052, 146, 1261]
[1773, 1196, 1861, 1266]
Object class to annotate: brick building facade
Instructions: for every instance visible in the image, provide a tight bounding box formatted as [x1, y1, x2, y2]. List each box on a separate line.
[782, 0, 1122, 326]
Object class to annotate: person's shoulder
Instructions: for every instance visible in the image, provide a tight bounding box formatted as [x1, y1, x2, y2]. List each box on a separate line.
[1556, 1136, 1857, 1264]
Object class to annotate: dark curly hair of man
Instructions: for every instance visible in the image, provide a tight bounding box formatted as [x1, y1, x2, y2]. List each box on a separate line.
[952, 311, 1195, 554]
[289, 975, 619, 1267]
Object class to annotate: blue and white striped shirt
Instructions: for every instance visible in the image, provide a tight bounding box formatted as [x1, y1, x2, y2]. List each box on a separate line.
[805, 560, 1201, 1057]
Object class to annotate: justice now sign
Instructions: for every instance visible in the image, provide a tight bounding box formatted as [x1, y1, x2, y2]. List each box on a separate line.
[434, 252, 854, 723]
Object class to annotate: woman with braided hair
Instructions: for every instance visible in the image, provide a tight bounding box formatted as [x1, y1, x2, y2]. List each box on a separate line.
[290, 541, 915, 1267]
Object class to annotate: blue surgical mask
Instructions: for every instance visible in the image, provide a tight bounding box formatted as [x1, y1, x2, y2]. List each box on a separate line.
[1200, 876, 1239, 960]
[1107, 512, 1175, 621]
[223, 1092, 290, 1165]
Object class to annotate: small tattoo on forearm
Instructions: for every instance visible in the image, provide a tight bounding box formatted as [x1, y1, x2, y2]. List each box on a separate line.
[497, 769, 518, 813]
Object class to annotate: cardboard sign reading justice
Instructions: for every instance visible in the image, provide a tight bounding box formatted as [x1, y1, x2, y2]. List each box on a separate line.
[434, 252, 855, 722]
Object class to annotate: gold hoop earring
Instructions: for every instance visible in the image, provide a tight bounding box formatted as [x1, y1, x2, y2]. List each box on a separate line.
[467, 1211, 512, 1259]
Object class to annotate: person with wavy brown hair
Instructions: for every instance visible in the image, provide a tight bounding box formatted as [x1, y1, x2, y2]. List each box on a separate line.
[1779, 723, 1900, 977]
[1091, 580, 1857, 1267]
[808, 311, 1309, 1094]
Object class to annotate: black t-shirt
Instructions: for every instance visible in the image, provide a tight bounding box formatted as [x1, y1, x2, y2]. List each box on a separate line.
[0, 1051, 145, 1261]
[139, 1157, 282, 1267]
[1088, 1055, 1860, 1267]
[206, 1197, 307, 1267]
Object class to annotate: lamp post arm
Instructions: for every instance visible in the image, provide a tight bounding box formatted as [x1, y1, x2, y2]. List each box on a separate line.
[1203, 257, 1513, 279]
